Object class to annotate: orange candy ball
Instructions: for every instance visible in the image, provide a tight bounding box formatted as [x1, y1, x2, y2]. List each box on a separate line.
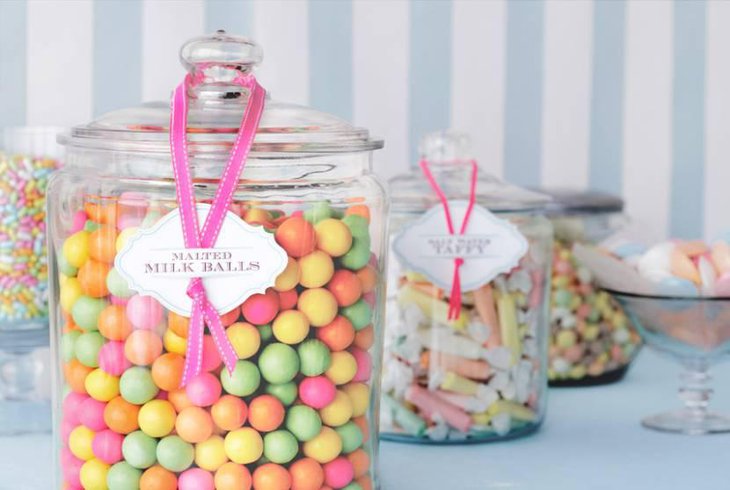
[215, 462, 252, 490]
[253, 463, 291, 490]
[347, 449, 370, 479]
[355, 266, 377, 294]
[278, 289, 298, 310]
[88, 226, 117, 263]
[140, 465, 177, 490]
[78, 260, 111, 298]
[212, 395, 248, 432]
[316, 316, 355, 352]
[125, 330, 163, 366]
[167, 388, 194, 412]
[151, 353, 184, 391]
[220, 307, 241, 327]
[167, 311, 189, 338]
[275, 216, 316, 258]
[353, 325, 375, 350]
[104, 396, 140, 434]
[357, 475, 373, 490]
[175, 406, 214, 443]
[64, 359, 93, 394]
[248, 395, 285, 432]
[327, 269, 362, 307]
[289, 457, 325, 490]
[353, 416, 369, 443]
[98, 305, 133, 341]
[345, 205, 370, 223]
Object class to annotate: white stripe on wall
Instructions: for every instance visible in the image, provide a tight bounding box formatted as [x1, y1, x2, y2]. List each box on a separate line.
[253, 0, 309, 106]
[450, 0, 506, 179]
[623, 0, 673, 243]
[353, 0, 410, 181]
[704, 0, 730, 242]
[540, 0, 593, 189]
[26, 0, 92, 127]
[142, 0, 204, 103]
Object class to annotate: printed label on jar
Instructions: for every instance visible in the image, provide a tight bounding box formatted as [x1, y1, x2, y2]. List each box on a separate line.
[392, 200, 528, 291]
[116, 203, 288, 316]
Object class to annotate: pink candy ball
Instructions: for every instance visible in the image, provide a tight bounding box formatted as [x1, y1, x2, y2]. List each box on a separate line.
[241, 289, 280, 325]
[202, 335, 222, 372]
[71, 211, 87, 234]
[363, 291, 376, 307]
[61, 418, 76, 445]
[98, 341, 131, 376]
[109, 295, 129, 307]
[78, 397, 108, 431]
[126, 295, 163, 330]
[178, 468, 214, 490]
[185, 372, 222, 407]
[61, 447, 83, 488]
[92, 429, 123, 464]
[116, 192, 148, 231]
[324, 457, 354, 489]
[299, 376, 336, 409]
[350, 347, 371, 382]
[62, 392, 88, 425]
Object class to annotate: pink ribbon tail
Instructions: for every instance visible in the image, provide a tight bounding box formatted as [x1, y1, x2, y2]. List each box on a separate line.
[448, 258, 464, 320]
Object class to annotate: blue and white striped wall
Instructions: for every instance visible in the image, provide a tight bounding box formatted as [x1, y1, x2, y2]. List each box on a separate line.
[0, 0, 727, 242]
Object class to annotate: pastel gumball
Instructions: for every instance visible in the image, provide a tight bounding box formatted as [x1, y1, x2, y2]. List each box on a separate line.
[72, 211, 88, 234]
[670, 248, 701, 285]
[350, 347, 372, 382]
[79, 397, 108, 431]
[92, 429, 124, 464]
[61, 417, 76, 444]
[299, 376, 336, 409]
[98, 341, 131, 376]
[241, 289, 280, 325]
[126, 295, 163, 330]
[179, 468, 215, 490]
[109, 295, 129, 306]
[62, 448, 84, 487]
[324, 457, 354, 489]
[185, 372, 222, 407]
[712, 241, 730, 274]
[63, 392, 89, 425]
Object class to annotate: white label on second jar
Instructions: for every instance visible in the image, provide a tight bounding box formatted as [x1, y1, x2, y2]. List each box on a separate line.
[115, 203, 288, 316]
[392, 200, 529, 291]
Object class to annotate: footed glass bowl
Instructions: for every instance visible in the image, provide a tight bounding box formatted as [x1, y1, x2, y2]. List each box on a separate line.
[608, 289, 730, 434]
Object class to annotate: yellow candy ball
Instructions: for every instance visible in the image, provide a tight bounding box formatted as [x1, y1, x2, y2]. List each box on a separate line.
[63, 230, 90, 268]
[138, 399, 177, 437]
[315, 219, 353, 257]
[298, 251, 334, 288]
[326, 351, 357, 385]
[85, 368, 120, 402]
[60, 277, 83, 313]
[272, 310, 310, 345]
[79, 458, 110, 490]
[319, 390, 353, 427]
[59, 273, 69, 287]
[163, 328, 187, 356]
[195, 435, 229, 471]
[69, 425, 96, 461]
[274, 257, 300, 291]
[343, 382, 370, 417]
[298, 288, 338, 327]
[116, 227, 139, 253]
[227, 322, 261, 359]
[224, 427, 263, 464]
[303, 426, 342, 463]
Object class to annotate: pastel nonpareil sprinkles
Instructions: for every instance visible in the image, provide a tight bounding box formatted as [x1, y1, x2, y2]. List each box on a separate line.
[0, 153, 58, 324]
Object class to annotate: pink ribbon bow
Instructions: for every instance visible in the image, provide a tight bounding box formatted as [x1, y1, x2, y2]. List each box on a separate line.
[419, 158, 478, 320]
[169, 73, 266, 386]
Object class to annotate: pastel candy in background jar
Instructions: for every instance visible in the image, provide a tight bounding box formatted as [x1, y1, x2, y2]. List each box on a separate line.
[56, 196, 380, 490]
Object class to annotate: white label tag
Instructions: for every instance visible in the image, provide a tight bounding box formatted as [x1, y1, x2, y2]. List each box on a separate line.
[115, 204, 288, 316]
[392, 200, 528, 291]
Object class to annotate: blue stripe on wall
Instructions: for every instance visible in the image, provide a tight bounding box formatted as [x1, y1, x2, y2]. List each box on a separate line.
[589, 1, 626, 195]
[409, 0, 452, 162]
[0, 0, 26, 127]
[93, 1, 142, 116]
[671, 1, 706, 239]
[309, 0, 353, 121]
[205, 0, 253, 36]
[504, 1, 543, 187]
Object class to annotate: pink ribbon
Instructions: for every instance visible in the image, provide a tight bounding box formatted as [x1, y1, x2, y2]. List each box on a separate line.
[419, 158, 478, 320]
[169, 73, 266, 386]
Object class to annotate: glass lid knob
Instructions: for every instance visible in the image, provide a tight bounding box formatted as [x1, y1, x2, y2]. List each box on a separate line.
[418, 130, 472, 164]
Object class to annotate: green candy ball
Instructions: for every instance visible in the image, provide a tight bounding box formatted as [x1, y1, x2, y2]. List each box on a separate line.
[285, 405, 322, 442]
[107, 461, 142, 490]
[71, 296, 108, 331]
[119, 367, 159, 404]
[61, 331, 80, 362]
[156, 435, 194, 472]
[220, 360, 261, 397]
[342, 483, 364, 490]
[336, 421, 364, 453]
[57, 252, 78, 277]
[74, 331, 105, 368]
[340, 299, 372, 330]
[263, 430, 299, 464]
[122, 431, 157, 469]
[339, 237, 371, 270]
[106, 268, 133, 298]
[303, 201, 333, 224]
[258, 324, 274, 343]
[298, 339, 331, 376]
[265, 382, 299, 406]
[84, 220, 100, 232]
[342, 215, 369, 238]
[258, 343, 299, 384]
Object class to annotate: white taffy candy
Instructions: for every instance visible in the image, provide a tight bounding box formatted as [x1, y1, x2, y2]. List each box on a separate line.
[475, 384, 499, 409]
[403, 304, 427, 331]
[418, 328, 489, 361]
[551, 357, 570, 374]
[488, 370, 510, 391]
[447, 429, 469, 441]
[491, 412, 512, 436]
[484, 346, 513, 370]
[382, 357, 414, 399]
[522, 338, 538, 358]
[427, 369, 445, 392]
[637, 242, 674, 278]
[467, 319, 491, 344]
[507, 269, 532, 294]
[391, 335, 422, 364]
[500, 381, 517, 401]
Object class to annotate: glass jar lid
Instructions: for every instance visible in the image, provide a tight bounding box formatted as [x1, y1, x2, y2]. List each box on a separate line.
[389, 131, 549, 213]
[536, 188, 624, 216]
[60, 31, 382, 156]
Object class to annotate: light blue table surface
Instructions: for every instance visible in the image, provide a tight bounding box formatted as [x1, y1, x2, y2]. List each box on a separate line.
[1, 350, 728, 490]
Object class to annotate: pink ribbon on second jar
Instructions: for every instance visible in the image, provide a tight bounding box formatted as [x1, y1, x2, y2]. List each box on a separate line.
[169, 73, 266, 386]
